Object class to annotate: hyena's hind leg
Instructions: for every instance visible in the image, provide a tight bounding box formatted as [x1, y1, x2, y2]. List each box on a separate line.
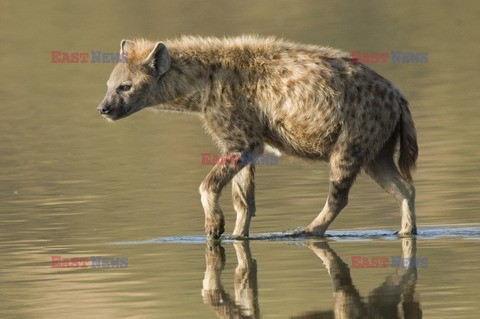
[232, 164, 256, 238]
[365, 142, 416, 235]
[305, 139, 363, 236]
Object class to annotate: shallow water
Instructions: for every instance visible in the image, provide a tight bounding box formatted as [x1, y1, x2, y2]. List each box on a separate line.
[114, 225, 480, 244]
[1, 1, 480, 318]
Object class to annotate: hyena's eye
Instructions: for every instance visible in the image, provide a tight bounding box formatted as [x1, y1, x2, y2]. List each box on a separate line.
[117, 84, 132, 93]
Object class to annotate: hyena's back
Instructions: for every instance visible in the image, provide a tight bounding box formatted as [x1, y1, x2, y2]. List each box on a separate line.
[255, 43, 407, 166]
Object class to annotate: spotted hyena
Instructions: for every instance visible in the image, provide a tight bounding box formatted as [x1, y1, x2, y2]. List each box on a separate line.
[98, 36, 418, 239]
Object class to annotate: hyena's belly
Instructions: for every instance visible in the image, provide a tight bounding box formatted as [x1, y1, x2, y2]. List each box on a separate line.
[263, 110, 340, 160]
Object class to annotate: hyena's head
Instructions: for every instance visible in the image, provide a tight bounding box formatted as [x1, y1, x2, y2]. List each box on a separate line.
[97, 39, 171, 121]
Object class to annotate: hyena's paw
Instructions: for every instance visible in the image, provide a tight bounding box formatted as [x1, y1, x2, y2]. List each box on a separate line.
[205, 218, 225, 240]
[396, 228, 418, 237]
[231, 234, 249, 240]
[303, 226, 327, 237]
[288, 226, 306, 238]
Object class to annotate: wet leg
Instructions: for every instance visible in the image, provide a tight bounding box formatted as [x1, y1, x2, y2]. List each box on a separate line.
[232, 164, 256, 238]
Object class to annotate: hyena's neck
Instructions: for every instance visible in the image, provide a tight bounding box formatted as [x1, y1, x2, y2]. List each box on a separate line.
[153, 56, 214, 114]
[153, 47, 254, 114]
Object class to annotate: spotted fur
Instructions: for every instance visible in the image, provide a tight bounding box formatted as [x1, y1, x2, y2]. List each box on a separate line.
[98, 36, 418, 239]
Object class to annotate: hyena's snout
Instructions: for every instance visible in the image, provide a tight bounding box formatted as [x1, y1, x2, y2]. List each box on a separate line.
[97, 94, 116, 115]
[97, 95, 131, 121]
[97, 102, 112, 115]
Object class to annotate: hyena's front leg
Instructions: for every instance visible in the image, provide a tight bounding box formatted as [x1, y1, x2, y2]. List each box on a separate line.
[232, 164, 256, 238]
[200, 156, 244, 239]
[200, 102, 263, 239]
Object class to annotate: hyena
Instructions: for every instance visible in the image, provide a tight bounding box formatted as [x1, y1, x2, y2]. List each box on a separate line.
[97, 36, 418, 239]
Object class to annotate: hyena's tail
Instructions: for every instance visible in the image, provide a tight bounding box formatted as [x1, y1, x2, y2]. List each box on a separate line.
[398, 98, 418, 182]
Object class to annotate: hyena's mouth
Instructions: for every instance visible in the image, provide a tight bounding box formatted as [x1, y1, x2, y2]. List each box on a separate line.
[102, 106, 134, 121]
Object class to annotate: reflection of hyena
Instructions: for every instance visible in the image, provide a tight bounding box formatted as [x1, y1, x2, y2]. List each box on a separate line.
[98, 36, 418, 239]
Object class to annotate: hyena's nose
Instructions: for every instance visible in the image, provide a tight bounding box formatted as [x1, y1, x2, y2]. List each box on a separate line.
[97, 104, 111, 115]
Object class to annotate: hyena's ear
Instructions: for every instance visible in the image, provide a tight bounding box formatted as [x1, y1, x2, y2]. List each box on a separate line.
[144, 42, 171, 79]
[120, 39, 135, 56]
